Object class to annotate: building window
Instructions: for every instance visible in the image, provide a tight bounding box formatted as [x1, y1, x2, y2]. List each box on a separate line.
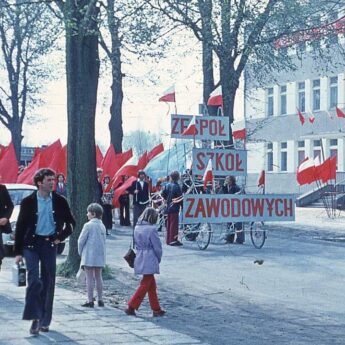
[267, 142, 273, 172]
[313, 139, 321, 159]
[329, 76, 338, 109]
[280, 142, 287, 171]
[298, 82, 305, 112]
[312, 79, 320, 111]
[267, 88, 274, 117]
[280, 85, 287, 115]
[330, 139, 338, 169]
[298, 140, 305, 148]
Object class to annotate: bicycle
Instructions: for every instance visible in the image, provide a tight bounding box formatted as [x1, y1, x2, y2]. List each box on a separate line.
[213, 221, 266, 249]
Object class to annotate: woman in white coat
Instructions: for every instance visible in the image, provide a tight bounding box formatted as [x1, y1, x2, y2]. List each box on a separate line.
[78, 203, 106, 308]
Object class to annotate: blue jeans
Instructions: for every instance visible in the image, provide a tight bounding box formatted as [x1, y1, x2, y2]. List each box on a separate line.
[23, 237, 57, 326]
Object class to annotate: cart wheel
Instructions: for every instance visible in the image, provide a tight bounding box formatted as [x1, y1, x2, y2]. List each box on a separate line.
[196, 223, 212, 250]
[250, 222, 266, 249]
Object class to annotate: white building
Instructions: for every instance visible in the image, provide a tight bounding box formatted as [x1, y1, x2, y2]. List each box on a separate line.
[244, 10, 345, 195]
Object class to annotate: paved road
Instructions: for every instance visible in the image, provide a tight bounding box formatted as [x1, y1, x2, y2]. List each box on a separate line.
[1, 222, 345, 344]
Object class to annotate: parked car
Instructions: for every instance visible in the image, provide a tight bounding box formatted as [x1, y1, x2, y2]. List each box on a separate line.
[2, 184, 66, 256]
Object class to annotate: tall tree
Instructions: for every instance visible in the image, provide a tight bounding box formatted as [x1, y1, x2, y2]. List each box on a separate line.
[0, 0, 60, 161]
[53, 0, 100, 275]
[99, 0, 170, 153]
[147, 0, 343, 145]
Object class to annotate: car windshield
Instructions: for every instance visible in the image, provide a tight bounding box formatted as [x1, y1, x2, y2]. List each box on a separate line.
[8, 189, 34, 206]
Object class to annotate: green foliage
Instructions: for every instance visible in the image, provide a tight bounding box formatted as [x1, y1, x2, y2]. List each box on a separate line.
[102, 265, 113, 280]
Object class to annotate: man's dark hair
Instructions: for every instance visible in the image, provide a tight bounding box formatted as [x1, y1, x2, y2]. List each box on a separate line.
[33, 168, 56, 187]
[138, 170, 146, 177]
[170, 170, 180, 182]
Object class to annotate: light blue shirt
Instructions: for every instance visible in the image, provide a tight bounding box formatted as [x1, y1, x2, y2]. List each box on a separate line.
[36, 192, 55, 236]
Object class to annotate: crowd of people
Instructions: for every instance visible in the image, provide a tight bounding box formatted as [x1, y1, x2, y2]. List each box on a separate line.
[0, 167, 244, 335]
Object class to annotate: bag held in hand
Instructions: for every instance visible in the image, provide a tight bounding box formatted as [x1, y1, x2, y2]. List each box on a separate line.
[12, 261, 26, 287]
[123, 247, 136, 268]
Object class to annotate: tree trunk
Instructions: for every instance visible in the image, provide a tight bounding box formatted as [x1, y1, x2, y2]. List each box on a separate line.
[64, 0, 100, 275]
[199, 0, 216, 116]
[9, 119, 23, 163]
[107, 0, 124, 154]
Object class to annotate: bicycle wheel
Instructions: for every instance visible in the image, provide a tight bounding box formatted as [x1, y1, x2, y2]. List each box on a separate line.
[250, 222, 266, 249]
[196, 223, 212, 250]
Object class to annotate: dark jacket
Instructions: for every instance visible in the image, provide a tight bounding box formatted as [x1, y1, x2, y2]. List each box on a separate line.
[55, 183, 68, 198]
[222, 183, 241, 194]
[161, 182, 182, 214]
[0, 184, 14, 234]
[14, 191, 76, 255]
[127, 180, 150, 206]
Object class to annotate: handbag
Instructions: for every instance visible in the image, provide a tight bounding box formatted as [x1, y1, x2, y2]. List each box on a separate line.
[76, 267, 86, 285]
[123, 247, 136, 268]
[124, 226, 136, 268]
[12, 261, 26, 287]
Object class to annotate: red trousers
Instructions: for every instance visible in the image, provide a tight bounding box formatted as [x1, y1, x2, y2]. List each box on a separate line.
[128, 275, 161, 311]
[166, 212, 179, 244]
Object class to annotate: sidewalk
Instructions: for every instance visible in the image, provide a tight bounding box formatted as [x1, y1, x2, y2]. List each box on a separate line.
[0, 266, 207, 345]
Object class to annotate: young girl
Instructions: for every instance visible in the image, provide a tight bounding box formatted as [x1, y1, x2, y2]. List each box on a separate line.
[78, 203, 106, 307]
[125, 207, 165, 317]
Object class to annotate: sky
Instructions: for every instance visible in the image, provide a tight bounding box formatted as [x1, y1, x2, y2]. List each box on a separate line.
[0, 31, 244, 155]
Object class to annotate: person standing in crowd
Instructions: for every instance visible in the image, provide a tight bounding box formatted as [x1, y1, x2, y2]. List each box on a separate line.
[55, 173, 67, 198]
[118, 175, 131, 226]
[0, 183, 14, 270]
[222, 175, 244, 244]
[78, 203, 106, 308]
[127, 170, 150, 228]
[14, 168, 75, 335]
[101, 175, 114, 235]
[162, 171, 183, 246]
[95, 168, 103, 204]
[125, 207, 165, 317]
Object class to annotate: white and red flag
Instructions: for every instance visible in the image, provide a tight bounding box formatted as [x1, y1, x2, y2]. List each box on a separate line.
[297, 109, 305, 125]
[203, 159, 213, 188]
[296, 157, 316, 185]
[182, 116, 197, 136]
[336, 106, 345, 118]
[308, 112, 315, 123]
[207, 86, 223, 106]
[159, 85, 175, 103]
[233, 128, 246, 140]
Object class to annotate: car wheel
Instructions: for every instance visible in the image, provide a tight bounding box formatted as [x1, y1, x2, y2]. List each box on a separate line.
[57, 242, 65, 255]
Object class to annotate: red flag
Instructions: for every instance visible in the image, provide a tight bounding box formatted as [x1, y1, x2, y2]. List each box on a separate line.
[233, 128, 246, 140]
[159, 85, 175, 103]
[203, 159, 213, 188]
[17, 152, 46, 184]
[308, 114, 315, 123]
[317, 156, 337, 183]
[296, 157, 316, 185]
[258, 170, 265, 187]
[207, 86, 223, 106]
[100, 144, 117, 180]
[336, 106, 345, 118]
[0, 142, 18, 183]
[96, 145, 103, 168]
[112, 176, 136, 207]
[182, 116, 197, 136]
[111, 164, 139, 190]
[297, 109, 305, 125]
[0, 144, 6, 160]
[147, 143, 164, 162]
[50, 145, 67, 178]
[32, 147, 41, 160]
[39, 139, 62, 168]
[137, 151, 148, 170]
[115, 148, 133, 170]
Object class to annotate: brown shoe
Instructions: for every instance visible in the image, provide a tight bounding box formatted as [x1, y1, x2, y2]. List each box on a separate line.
[30, 320, 40, 335]
[125, 306, 136, 316]
[153, 309, 166, 317]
